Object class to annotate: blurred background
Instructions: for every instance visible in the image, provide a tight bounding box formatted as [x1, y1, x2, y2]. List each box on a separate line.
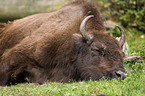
[0, 0, 71, 22]
[0, 0, 145, 31]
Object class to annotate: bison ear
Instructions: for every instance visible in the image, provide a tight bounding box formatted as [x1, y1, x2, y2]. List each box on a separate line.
[73, 34, 84, 52]
[73, 34, 83, 45]
[73, 33, 92, 45]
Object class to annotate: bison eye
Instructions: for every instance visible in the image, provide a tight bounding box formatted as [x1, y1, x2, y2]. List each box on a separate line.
[91, 47, 104, 56]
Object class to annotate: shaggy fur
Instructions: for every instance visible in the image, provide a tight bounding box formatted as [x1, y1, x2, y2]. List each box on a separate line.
[0, 0, 125, 86]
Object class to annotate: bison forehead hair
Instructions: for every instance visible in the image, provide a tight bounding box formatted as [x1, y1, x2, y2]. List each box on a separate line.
[0, 0, 126, 86]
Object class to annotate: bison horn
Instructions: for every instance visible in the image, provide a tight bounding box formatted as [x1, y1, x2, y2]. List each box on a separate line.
[116, 25, 125, 47]
[80, 15, 94, 43]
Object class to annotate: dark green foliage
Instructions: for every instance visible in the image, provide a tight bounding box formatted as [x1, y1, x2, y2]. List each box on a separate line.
[94, 0, 145, 32]
[110, 0, 145, 31]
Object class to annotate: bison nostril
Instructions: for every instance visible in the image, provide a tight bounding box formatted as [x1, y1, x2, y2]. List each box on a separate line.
[115, 71, 121, 77]
[115, 70, 127, 79]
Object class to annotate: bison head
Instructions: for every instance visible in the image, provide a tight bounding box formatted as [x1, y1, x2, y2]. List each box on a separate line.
[73, 15, 127, 81]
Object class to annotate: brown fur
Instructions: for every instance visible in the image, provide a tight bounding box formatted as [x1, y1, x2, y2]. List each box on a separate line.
[0, 0, 125, 86]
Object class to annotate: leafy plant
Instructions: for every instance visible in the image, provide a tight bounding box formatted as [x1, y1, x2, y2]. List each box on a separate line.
[94, 0, 145, 32]
[109, 0, 145, 31]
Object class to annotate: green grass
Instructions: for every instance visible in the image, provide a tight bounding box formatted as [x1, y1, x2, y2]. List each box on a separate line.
[0, 28, 145, 96]
[0, 72, 145, 96]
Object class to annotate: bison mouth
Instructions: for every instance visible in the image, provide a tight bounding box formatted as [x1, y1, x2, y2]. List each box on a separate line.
[114, 70, 127, 80]
[105, 70, 127, 80]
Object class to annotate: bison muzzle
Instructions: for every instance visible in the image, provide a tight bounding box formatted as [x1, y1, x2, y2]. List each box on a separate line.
[0, 0, 127, 86]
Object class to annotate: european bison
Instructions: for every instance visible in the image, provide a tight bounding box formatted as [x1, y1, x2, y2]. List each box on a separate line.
[0, 0, 127, 86]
